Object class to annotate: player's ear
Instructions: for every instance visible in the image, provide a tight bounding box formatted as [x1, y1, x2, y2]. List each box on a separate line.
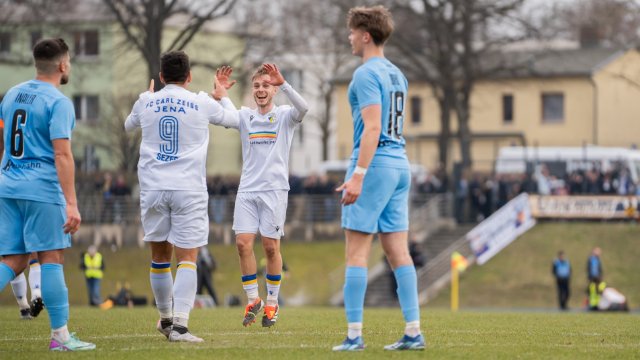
[58, 57, 67, 73]
[186, 71, 192, 84]
[159, 72, 166, 85]
[363, 31, 371, 44]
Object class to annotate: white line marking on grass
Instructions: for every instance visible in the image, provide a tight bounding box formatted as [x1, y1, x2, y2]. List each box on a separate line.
[0, 331, 297, 342]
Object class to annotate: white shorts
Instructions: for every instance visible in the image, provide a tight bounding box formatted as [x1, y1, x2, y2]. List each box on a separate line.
[140, 190, 209, 249]
[233, 190, 288, 239]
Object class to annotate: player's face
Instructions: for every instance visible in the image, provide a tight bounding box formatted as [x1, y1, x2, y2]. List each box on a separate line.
[252, 75, 276, 108]
[60, 53, 71, 85]
[348, 28, 365, 57]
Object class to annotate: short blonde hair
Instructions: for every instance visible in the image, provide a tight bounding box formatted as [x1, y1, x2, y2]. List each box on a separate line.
[347, 5, 394, 45]
[251, 66, 269, 82]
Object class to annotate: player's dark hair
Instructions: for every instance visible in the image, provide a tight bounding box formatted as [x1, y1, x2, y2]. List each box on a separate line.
[33, 38, 69, 74]
[347, 6, 394, 46]
[161, 51, 190, 84]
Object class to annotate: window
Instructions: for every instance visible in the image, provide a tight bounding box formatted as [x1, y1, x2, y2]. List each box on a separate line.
[73, 95, 100, 122]
[0, 32, 11, 54]
[502, 94, 513, 124]
[73, 30, 99, 57]
[30, 31, 42, 49]
[542, 93, 564, 123]
[410, 96, 421, 124]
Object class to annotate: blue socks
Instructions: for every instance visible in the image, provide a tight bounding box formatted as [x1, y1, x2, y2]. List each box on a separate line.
[394, 265, 420, 322]
[41, 263, 69, 329]
[0, 262, 16, 292]
[344, 266, 367, 323]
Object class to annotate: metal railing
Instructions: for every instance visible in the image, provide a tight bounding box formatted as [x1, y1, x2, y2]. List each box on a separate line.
[75, 193, 454, 246]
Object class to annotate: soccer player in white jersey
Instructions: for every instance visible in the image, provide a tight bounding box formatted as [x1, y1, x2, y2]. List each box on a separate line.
[125, 50, 240, 343]
[9, 253, 44, 319]
[214, 64, 308, 327]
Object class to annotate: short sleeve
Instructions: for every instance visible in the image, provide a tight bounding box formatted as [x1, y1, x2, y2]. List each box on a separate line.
[49, 98, 75, 140]
[353, 68, 382, 109]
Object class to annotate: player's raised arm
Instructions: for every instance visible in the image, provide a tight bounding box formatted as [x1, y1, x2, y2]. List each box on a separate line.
[205, 72, 240, 129]
[124, 95, 145, 132]
[214, 66, 239, 111]
[263, 63, 308, 123]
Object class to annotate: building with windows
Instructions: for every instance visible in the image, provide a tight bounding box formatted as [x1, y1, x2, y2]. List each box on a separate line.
[333, 47, 640, 172]
[0, 1, 245, 174]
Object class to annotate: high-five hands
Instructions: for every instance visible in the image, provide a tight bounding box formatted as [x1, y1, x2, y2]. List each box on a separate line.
[263, 63, 285, 86]
[213, 65, 235, 100]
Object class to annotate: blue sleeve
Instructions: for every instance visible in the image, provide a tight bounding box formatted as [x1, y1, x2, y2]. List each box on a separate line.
[353, 68, 382, 109]
[49, 98, 75, 140]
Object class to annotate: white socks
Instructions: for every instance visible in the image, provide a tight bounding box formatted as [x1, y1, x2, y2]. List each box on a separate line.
[173, 262, 197, 322]
[405, 320, 421, 337]
[347, 322, 363, 339]
[10, 273, 29, 309]
[52, 325, 70, 342]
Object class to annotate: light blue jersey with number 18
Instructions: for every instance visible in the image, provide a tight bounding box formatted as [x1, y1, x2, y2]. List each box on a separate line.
[348, 57, 409, 169]
[0, 80, 75, 205]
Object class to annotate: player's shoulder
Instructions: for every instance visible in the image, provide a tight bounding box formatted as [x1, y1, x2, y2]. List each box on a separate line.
[353, 61, 382, 82]
[274, 104, 293, 114]
[239, 106, 254, 117]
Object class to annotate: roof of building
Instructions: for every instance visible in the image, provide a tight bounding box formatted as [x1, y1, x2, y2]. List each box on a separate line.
[333, 46, 627, 83]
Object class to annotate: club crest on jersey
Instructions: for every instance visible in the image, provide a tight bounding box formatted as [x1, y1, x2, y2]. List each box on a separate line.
[268, 113, 276, 123]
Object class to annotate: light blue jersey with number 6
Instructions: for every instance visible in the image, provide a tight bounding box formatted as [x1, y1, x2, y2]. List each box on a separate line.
[0, 80, 75, 205]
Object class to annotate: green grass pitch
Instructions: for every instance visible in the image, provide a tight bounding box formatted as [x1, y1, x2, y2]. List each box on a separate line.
[0, 306, 638, 359]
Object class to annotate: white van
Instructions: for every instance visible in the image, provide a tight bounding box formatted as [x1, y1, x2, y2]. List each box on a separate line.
[495, 146, 640, 182]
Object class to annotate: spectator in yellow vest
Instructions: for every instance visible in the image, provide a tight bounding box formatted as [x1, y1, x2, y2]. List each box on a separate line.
[80, 245, 104, 306]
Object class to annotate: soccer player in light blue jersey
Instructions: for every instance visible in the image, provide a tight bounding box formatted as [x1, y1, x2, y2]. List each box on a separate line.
[332, 6, 425, 352]
[0, 38, 94, 351]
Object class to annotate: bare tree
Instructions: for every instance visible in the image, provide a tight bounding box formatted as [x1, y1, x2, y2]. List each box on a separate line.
[389, 0, 528, 171]
[537, 0, 640, 48]
[276, 0, 354, 161]
[102, 0, 238, 90]
[229, 0, 355, 161]
[81, 94, 142, 173]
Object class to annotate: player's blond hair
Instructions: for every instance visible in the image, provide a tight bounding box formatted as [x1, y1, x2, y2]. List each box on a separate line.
[347, 5, 394, 46]
[251, 66, 269, 82]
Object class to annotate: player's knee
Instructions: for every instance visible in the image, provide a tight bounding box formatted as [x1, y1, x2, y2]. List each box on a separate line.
[236, 240, 253, 255]
[2, 255, 29, 275]
[263, 245, 279, 260]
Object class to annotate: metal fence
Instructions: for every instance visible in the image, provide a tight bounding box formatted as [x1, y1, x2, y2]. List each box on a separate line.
[75, 193, 453, 246]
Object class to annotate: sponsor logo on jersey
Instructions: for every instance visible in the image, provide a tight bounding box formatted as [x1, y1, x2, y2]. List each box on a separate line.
[2, 159, 41, 172]
[249, 131, 277, 145]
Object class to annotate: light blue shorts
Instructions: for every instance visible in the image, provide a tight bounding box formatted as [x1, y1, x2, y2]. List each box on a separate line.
[0, 198, 71, 255]
[341, 165, 411, 234]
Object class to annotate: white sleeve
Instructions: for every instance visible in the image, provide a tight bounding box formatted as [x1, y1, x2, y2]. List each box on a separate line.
[201, 94, 240, 129]
[219, 97, 237, 111]
[280, 81, 309, 123]
[124, 92, 148, 132]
